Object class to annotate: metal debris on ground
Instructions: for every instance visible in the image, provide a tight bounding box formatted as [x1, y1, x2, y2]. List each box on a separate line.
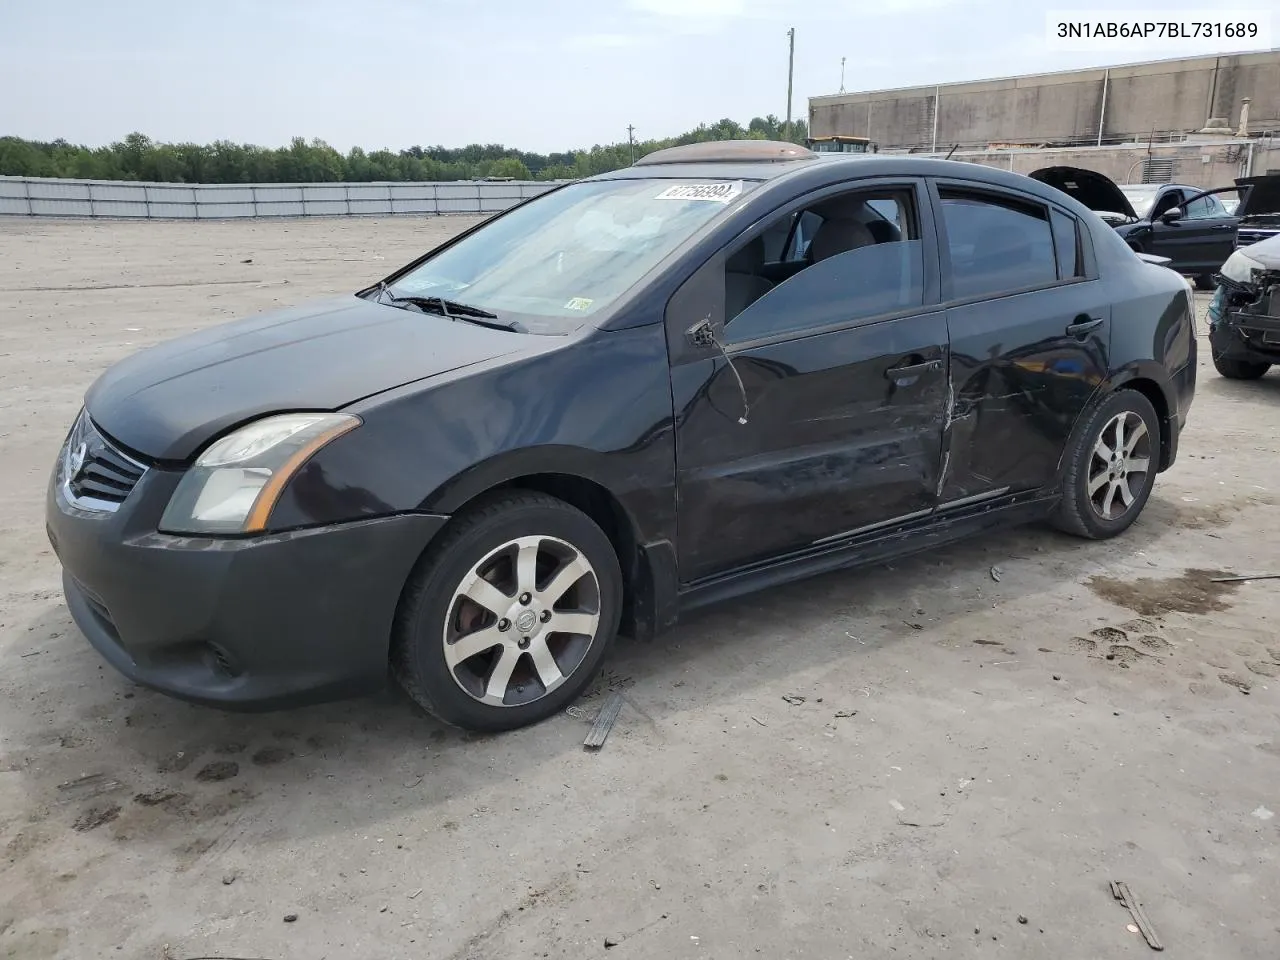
[1210, 573, 1280, 583]
[833, 710, 857, 719]
[583, 692, 625, 750]
[751, 716, 767, 727]
[781, 695, 806, 705]
[990, 566, 1003, 582]
[1110, 881, 1162, 951]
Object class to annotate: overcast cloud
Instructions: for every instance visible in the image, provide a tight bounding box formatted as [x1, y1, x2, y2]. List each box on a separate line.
[0, 0, 1272, 152]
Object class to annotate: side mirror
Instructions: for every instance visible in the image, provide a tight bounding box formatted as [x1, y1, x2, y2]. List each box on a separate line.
[1160, 207, 1184, 223]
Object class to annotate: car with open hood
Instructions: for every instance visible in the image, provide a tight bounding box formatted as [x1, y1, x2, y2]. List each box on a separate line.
[1030, 167, 1280, 289]
[1207, 231, 1280, 380]
[47, 141, 1196, 732]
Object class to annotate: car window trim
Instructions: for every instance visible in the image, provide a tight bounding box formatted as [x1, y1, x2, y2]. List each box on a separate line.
[726, 299, 940, 355]
[1049, 206, 1087, 282]
[719, 180, 936, 349]
[927, 177, 1097, 306]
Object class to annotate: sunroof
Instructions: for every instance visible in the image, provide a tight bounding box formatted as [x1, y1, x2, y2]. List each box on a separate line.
[634, 140, 815, 166]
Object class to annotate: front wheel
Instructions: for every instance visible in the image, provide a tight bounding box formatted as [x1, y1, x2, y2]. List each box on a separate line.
[392, 490, 622, 732]
[1052, 390, 1160, 540]
[1213, 355, 1270, 380]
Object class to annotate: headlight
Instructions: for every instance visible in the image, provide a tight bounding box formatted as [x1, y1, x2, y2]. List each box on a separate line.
[160, 413, 360, 535]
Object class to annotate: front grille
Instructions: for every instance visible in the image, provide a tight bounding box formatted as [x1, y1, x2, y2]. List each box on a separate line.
[1237, 228, 1280, 248]
[62, 410, 148, 511]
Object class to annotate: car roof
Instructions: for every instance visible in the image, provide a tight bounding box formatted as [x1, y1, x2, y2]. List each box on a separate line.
[589, 153, 1090, 195]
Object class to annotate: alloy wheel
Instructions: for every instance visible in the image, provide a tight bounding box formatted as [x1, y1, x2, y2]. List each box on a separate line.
[1087, 410, 1152, 522]
[443, 535, 601, 707]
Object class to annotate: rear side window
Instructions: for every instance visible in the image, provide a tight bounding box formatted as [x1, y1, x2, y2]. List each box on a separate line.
[1184, 193, 1226, 219]
[1050, 209, 1082, 279]
[939, 191, 1058, 299]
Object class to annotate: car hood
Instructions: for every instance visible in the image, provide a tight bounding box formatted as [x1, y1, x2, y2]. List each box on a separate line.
[1235, 174, 1280, 220]
[1221, 231, 1280, 281]
[1028, 166, 1139, 222]
[85, 294, 527, 461]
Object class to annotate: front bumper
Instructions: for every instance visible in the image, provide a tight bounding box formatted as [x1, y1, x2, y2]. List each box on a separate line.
[1207, 285, 1280, 365]
[46, 460, 447, 711]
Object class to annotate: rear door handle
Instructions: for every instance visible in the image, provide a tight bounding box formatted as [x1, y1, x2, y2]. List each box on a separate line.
[885, 358, 942, 381]
[1066, 317, 1104, 337]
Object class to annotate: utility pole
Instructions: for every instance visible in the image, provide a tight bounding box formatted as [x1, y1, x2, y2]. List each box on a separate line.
[627, 124, 636, 164]
[784, 27, 795, 142]
[840, 57, 846, 93]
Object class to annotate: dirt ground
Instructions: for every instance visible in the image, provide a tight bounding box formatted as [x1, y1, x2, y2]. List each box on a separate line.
[1, 216, 1278, 960]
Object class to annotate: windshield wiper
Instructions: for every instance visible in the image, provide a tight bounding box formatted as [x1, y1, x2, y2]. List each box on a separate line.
[375, 283, 525, 332]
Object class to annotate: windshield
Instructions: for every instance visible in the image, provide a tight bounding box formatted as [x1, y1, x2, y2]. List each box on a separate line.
[385, 177, 757, 334]
[1119, 185, 1160, 218]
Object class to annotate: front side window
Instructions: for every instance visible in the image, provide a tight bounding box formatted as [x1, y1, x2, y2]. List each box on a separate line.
[1151, 189, 1184, 219]
[387, 178, 757, 334]
[940, 190, 1057, 299]
[723, 188, 925, 344]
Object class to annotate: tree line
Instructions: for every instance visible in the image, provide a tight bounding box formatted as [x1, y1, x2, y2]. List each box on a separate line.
[0, 116, 810, 184]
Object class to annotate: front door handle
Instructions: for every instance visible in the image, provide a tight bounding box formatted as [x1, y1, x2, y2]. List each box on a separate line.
[1213, 224, 1236, 230]
[885, 358, 942, 381]
[1066, 317, 1104, 337]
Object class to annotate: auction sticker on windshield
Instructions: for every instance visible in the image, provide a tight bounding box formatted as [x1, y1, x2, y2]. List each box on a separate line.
[655, 181, 744, 203]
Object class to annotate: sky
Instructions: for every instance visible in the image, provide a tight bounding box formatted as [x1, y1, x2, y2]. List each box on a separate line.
[0, 0, 1273, 154]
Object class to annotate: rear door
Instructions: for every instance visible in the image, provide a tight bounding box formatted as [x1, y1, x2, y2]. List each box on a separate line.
[931, 180, 1111, 506]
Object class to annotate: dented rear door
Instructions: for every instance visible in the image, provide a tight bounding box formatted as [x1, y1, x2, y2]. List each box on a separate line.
[931, 181, 1111, 506]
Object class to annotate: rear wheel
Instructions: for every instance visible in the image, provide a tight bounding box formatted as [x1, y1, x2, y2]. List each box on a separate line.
[392, 491, 622, 732]
[1212, 355, 1270, 380]
[1052, 390, 1159, 540]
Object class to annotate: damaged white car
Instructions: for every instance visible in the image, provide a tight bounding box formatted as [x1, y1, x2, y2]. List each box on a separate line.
[1208, 232, 1280, 380]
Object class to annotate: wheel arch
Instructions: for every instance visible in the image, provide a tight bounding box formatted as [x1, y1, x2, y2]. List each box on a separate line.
[1076, 367, 1176, 472]
[419, 447, 679, 642]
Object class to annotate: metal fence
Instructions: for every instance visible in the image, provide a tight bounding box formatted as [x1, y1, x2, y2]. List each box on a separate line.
[0, 176, 562, 219]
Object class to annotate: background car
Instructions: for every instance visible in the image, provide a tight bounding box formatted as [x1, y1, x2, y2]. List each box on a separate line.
[47, 142, 1197, 733]
[1207, 231, 1280, 380]
[1030, 166, 1239, 288]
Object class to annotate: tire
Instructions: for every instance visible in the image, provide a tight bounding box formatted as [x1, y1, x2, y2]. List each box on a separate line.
[1194, 274, 1216, 291]
[1052, 389, 1160, 540]
[1212, 355, 1270, 380]
[391, 490, 623, 732]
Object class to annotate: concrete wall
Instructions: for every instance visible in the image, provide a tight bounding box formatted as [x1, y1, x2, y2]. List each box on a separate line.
[0, 177, 562, 219]
[810, 50, 1280, 150]
[909, 139, 1280, 190]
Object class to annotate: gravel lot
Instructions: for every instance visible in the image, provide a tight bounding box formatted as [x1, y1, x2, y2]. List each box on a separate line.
[1, 216, 1278, 960]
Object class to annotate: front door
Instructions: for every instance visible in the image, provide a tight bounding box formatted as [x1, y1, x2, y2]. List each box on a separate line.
[669, 181, 949, 582]
[932, 182, 1111, 505]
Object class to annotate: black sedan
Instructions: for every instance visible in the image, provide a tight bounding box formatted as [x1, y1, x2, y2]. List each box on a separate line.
[47, 142, 1197, 732]
[1030, 166, 1240, 288]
